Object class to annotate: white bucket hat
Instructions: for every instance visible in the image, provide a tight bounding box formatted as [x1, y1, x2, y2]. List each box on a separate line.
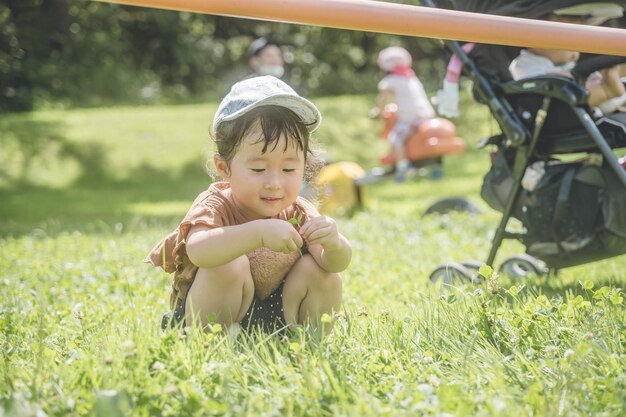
[377, 46, 413, 72]
[212, 76, 322, 135]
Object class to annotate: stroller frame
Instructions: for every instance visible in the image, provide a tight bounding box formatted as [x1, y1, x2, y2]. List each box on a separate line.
[422, 0, 626, 274]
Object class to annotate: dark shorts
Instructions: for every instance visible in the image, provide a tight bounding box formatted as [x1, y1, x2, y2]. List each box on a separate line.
[161, 280, 287, 334]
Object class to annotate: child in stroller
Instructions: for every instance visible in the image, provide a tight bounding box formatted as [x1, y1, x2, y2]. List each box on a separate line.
[509, 13, 626, 115]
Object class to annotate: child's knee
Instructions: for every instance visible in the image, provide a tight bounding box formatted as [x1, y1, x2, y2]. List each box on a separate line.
[296, 254, 342, 290]
[210, 255, 252, 286]
[311, 272, 343, 299]
[294, 254, 322, 275]
[321, 272, 342, 296]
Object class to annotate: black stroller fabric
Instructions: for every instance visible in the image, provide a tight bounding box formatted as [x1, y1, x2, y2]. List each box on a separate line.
[436, 0, 626, 19]
[481, 151, 626, 269]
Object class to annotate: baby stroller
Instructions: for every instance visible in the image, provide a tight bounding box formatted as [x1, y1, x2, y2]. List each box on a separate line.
[423, 0, 626, 282]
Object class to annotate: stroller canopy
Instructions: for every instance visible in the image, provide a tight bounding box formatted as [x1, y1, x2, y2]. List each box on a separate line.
[435, 0, 626, 83]
[436, 0, 626, 21]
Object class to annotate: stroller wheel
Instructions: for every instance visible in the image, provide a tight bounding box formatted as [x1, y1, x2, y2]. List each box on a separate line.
[422, 197, 482, 216]
[461, 260, 485, 280]
[462, 260, 484, 271]
[499, 255, 546, 279]
[429, 262, 476, 287]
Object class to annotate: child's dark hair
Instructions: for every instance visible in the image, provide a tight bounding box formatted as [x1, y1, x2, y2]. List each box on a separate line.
[212, 105, 323, 182]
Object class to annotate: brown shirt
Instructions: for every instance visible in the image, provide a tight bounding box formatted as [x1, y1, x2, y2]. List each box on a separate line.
[145, 182, 319, 308]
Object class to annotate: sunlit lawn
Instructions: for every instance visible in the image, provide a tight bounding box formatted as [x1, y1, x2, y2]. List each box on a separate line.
[1, 93, 625, 416]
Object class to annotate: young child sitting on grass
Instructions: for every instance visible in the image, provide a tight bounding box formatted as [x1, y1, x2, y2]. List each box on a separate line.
[145, 76, 352, 334]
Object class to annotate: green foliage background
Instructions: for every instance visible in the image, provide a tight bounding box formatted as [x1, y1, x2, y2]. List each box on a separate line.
[0, 0, 445, 112]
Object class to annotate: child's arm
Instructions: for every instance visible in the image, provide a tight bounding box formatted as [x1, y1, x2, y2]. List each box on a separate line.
[186, 219, 303, 268]
[369, 89, 394, 118]
[298, 215, 352, 273]
[376, 89, 394, 113]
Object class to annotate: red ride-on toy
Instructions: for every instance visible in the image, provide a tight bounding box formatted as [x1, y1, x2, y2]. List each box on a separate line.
[355, 104, 479, 215]
[378, 104, 465, 178]
[352, 104, 479, 216]
[357, 104, 466, 185]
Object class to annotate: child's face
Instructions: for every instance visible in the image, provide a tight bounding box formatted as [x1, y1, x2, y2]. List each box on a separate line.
[216, 123, 305, 220]
[252, 45, 283, 68]
[250, 45, 284, 76]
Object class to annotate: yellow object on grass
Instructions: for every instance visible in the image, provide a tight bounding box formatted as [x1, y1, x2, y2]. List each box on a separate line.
[315, 162, 365, 217]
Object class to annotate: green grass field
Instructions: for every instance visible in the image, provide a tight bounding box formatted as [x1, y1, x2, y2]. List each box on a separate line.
[1, 94, 625, 416]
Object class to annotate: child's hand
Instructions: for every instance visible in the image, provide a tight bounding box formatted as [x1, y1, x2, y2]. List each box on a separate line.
[299, 215, 341, 251]
[368, 107, 381, 119]
[259, 219, 303, 254]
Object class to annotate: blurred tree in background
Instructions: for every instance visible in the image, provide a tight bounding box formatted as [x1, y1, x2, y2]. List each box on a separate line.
[0, 0, 446, 112]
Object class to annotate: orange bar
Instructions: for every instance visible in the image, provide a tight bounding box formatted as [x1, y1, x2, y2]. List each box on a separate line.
[92, 0, 626, 56]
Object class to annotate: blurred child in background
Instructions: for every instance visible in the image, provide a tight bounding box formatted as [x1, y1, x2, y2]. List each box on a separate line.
[247, 37, 286, 80]
[373, 46, 435, 182]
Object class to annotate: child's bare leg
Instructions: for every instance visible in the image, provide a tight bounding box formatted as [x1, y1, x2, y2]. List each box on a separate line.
[391, 124, 412, 182]
[185, 255, 254, 330]
[282, 254, 342, 331]
[393, 142, 407, 166]
[602, 66, 626, 98]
